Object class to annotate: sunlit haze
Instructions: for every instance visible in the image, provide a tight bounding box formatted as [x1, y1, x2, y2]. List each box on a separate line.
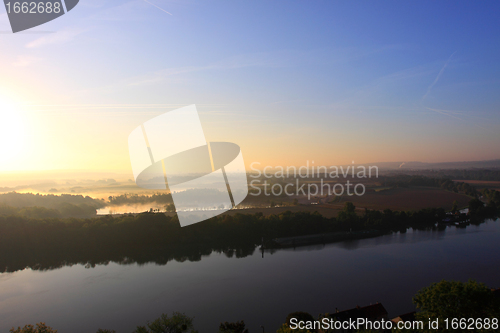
[0, 1, 499, 175]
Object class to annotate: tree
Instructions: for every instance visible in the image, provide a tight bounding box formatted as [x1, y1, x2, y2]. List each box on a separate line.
[468, 198, 484, 215]
[413, 280, 500, 332]
[451, 200, 458, 213]
[337, 202, 358, 229]
[342, 202, 356, 214]
[10, 323, 57, 333]
[218, 321, 248, 333]
[133, 312, 198, 333]
[166, 204, 176, 212]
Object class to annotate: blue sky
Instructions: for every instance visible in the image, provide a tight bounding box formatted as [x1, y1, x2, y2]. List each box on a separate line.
[0, 0, 499, 171]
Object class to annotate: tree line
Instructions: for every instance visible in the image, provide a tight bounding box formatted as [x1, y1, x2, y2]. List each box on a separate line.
[390, 168, 500, 181]
[0, 192, 105, 218]
[0, 174, 490, 218]
[380, 175, 478, 197]
[1, 192, 498, 273]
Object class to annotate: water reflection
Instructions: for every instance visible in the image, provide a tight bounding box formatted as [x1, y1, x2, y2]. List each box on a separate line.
[0, 221, 496, 273]
[0, 220, 499, 333]
[268, 225, 456, 252]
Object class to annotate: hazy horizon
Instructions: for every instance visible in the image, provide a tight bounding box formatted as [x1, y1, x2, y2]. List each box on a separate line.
[1, 157, 500, 177]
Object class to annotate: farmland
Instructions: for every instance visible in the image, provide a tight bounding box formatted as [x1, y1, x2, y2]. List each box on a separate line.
[231, 185, 471, 217]
[453, 180, 500, 191]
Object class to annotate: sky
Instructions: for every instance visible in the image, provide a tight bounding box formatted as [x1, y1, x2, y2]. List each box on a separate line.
[0, 0, 499, 174]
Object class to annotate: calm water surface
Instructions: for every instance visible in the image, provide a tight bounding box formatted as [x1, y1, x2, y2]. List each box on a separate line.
[1, 219, 499, 332]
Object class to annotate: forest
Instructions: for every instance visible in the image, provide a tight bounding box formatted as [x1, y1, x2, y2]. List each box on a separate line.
[0, 191, 498, 273]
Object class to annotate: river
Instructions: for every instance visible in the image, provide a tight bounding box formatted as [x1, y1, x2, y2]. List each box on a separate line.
[1, 219, 499, 332]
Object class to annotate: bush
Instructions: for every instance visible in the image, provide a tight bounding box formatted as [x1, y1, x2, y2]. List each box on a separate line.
[9, 323, 57, 333]
[219, 321, 248, 333]
[133, 312, 198, 333]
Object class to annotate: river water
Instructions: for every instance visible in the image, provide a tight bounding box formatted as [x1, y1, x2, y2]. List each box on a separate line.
[1, 219, 499, 332]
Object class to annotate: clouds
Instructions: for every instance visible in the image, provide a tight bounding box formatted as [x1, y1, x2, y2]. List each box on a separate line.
[422, 51, 457, 100]
[425, 107, 464, 121]
[85, 0, 163, 22]
[124, 46, 406, 87]
[140, 0, 173, 15]
[12, 55, 41, 67]
[25, 28, 87, 48]
[124, 51, 295, 86]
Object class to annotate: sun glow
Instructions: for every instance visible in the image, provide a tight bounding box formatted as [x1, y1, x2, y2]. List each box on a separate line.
[0, 100, 25, 165]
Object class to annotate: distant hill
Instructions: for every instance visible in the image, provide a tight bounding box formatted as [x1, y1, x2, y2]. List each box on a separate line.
[370, 159, 500, 170]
